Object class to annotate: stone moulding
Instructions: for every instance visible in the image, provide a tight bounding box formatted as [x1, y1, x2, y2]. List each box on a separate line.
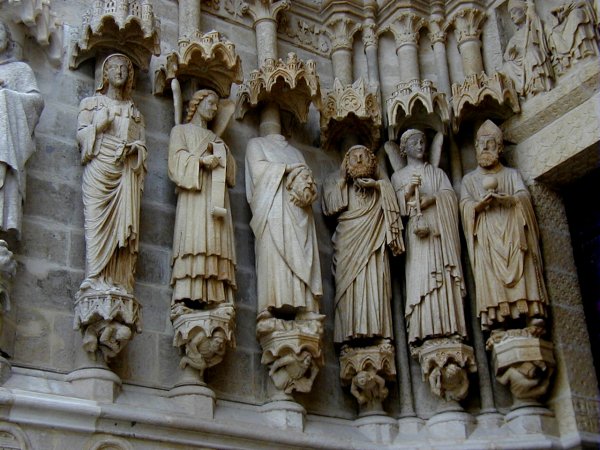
[320, 77, 381, 151]
[235, 52, 321, 123]
[386, 79, 451, 140]
[1, 0, 63, 62]
[172, 305, 236, 381]
[73, 291, 141, 362]
[153, 30, 243, 98]
[487, 328, 555, 402]
[411, 338, 477, 402]
[69, 0, 161, 70]
[257, 315, 324, 395]
[451, 71, 520, 133]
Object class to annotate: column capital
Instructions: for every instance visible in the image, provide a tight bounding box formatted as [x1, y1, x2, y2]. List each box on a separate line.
[428, 17, 447, 45]
[361, 22, 377, 49]
[389, 12, 424, 48]
[325, 15, 361, 52]
[242, 0, 290, 25]
[451, 7, 486, 45]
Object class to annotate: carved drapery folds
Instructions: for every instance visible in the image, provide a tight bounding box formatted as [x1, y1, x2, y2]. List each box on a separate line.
[70, 0, 161, 70]
[320, 78, 381, 152]
[154, 30, 243, 98]
[235, 52, 321, 123]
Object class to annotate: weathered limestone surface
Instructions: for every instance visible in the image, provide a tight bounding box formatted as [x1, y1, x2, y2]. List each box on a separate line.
[0, 0, 598, 448]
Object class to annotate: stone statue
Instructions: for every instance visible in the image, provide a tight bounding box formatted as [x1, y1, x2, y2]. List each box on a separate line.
[168, 89, 237, 316]
[390, 130, 467, 347]
[245, 134, 322, 319]
[0, 20, 44, 237]
[502, 0, 554, 96]
[322, 145, 404, 344]
[547, 0, 599, 75]
[76, 53, 147, 295]
[460, 120, 548, 331]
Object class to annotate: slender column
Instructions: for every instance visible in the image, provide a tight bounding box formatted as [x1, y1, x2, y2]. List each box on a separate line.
[259, 102, 281, 136]
[452, 7, 486, 77]
[389, 13, 424, 83]
[428, 13, 451, 95]
[178, 0, 201, 40]
[245, 0, 290, 65]
[362, 1, 380, 87]
[325, 16, 360, 85]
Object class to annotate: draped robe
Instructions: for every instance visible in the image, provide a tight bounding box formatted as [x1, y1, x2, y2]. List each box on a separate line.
[460, 166, 548, 329]
[323, 177, 404, 343]
[168, 123, 236, 306]
[77, 95, 147, 293]
[391, 163, 467, 345]
[245, 135, 322, 314]
[0, 60, 44, 236]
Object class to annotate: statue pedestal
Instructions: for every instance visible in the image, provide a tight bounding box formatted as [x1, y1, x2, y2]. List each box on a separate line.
[397, 416, 425, 435]
[427, 410, 475, 440]
[503, 405, 557, 436]
[355, 414, 398, 444]
[67, 367, 121, 402]
[168, 378, 216, 420]
[487, 329, 555, 402]
[260, 400, 306, 430]
[471, 411, 504, 438]
[172, 305, 236, 384]
[257, 315, 324, 396]
[74, 289, 141, 362]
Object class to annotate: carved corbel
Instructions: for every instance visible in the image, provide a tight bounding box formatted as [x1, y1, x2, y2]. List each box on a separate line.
[235, 52, 321, 123]
[320, 78, 381, 152]
[257, 315, 324, 396]
[172, 305, 236, 383]
[339, 342, 396, 416]
[487, 326, 555, 402]
[69, 0, 161, 70]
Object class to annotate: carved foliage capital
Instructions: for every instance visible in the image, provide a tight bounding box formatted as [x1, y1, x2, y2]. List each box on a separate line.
[325, 16, 361, 52]
[243, 0, 291, 24]
[428, 17, 447, 44]
[451, 7, 486, 45]
[389, 13, 424, 47]
[362, 23, 377, 48]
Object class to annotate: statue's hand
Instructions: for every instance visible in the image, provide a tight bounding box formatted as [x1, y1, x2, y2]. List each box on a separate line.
[491, 192, 516, 207]
[475, 192, 494, 213]
[285, 162, 306, 174]
[420, 194, 436, 210]
[96, 107, 113, 132]
[201, 155, 221, 170]
[355, 178, 379, 190]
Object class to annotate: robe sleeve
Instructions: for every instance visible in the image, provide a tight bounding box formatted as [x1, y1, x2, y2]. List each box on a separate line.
[391, 171, 410, 217]
[322, 177, 348, 216]
[76, 97, 99, 165]
[379, 179, 405, 256]
[168, 125, 203, 191]
[460, 174, 478, 272]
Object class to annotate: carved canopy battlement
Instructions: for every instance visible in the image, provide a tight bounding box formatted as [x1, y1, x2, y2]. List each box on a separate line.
[70, 0, 161, 70]
[154, 30, 243, 98]
[235, 52, 321, 123]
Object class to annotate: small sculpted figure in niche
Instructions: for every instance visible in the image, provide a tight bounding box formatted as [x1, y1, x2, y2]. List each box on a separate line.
[547, 0, 599, 74]
[322, 145, 404, 344]
[502, 0, 554, 96]
[350, 369, 388, 413]
[390, 130, 467, 348]
[0, 20, 44, 237]
[245, 134, 322, 320]
[168, 89, 237, 317]
[179, 328, 228, 377]
[460, 120, 548, 331]
[269, 350, 317, 394]
[77, 54, 147, 295]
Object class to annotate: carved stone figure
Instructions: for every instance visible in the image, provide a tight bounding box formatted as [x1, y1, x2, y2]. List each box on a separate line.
[460, 120, 548, 331]
[77, 53, 147, 295]
[502, 0, 554, 96]
[390, 130, 467, 346]
[350, 369, 388, 412]
[168, 89, 237, 316]
[245, 134, 322, 318]
[322, 145, 404, 344]
[547, 1, 599, 75]
[0, 20, 44, 237]
[74, 54, 145, 361]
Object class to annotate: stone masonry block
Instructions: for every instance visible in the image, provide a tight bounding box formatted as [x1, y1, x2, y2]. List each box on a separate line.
[51, 312, 78, 372]
[29, 133, 82, 188]
[545, 269, 583, 309]
[24, 176, 84, 228]
[68, 228, 85, 271]
[134, 282, 170, 334]
[157, 330, 183, 388]
[13, 306, 52, 367]
[139, 202, 175, 249]
[538, 228, 577, 274]
[112, 331, 159, 385]
[234, 268, 257, 308]
[20, 218, 69, 265]
[209, 348, 259, 403]
[136, 244, 171, 286]
[234, 304, 260, 352]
